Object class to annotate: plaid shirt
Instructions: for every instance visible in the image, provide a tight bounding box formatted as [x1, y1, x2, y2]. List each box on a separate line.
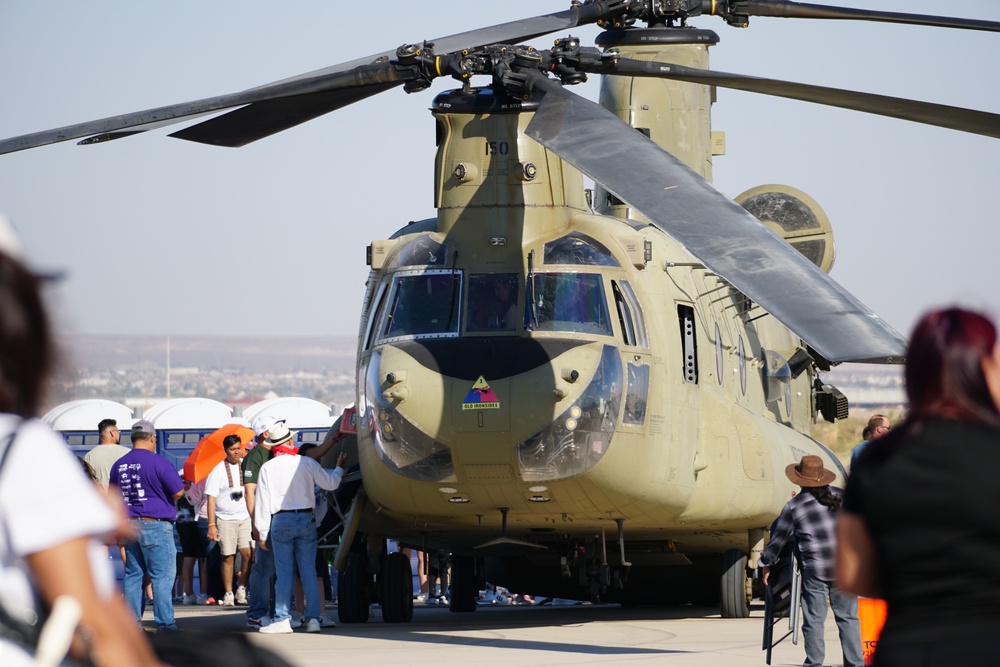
[760, 487, 843, 582]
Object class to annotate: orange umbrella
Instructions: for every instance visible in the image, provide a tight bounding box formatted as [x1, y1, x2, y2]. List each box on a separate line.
[183, 423, 254, 483]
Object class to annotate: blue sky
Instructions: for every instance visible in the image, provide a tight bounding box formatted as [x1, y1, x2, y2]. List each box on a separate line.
[1, 1, 997, 339]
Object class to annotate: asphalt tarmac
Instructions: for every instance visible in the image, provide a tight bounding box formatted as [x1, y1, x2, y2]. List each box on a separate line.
[158, 600, 856, 666]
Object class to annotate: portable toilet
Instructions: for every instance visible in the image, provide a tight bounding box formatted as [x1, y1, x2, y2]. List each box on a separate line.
[244, 397, 339, 445]
[42, 399, 135, 456]
[142, 398, 237, 470]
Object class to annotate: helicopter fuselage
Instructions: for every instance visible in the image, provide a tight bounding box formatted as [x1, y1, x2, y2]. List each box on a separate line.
[349, 34, 844, 606]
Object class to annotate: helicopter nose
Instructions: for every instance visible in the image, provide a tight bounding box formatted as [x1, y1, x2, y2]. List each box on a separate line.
[515, 344, 622, 482]
[361, 339, 622, 484]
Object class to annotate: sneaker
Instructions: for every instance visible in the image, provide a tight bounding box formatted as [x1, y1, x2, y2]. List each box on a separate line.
[303, 618, 321, 633]
[195, 594, 209, 605]
[246, 615, 272, 629]
[219, 592, 235, 606]
[258, 618, 293, 634]
[318, 614, 337, 628]
[205, 597, 216, 605]
[289, 617, 302, 629]
[414, 593, 428, 603]
[439, 595, 449, 606]
[235, 586, 247, 605]
[425, 596, 437, 606]
[182, 594, 196, 606]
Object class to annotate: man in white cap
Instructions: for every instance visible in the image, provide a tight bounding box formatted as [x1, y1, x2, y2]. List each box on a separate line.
[255, 423, 348, 634]
[243, 415, 339, 628]
[242, 414, 283, 627]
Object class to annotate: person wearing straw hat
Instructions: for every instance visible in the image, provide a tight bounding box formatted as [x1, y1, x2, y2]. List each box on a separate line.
[760, 455, 863, 667]
[253, 423, 347, 634]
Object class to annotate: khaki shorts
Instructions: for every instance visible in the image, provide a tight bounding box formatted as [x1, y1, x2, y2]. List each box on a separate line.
[217, 517, 252, 556]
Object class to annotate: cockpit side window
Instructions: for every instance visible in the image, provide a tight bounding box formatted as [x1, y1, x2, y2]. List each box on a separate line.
[611, 280, 648, 348]
[466, 274, 519, 332]
[527, 273, 612, 336]
[377, 270, 461, 342]
[362, 281, 389, 350]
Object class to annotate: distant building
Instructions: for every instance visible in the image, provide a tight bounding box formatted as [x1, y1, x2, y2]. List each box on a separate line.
[143, 397, 240, 470]
[42, 399, 135, 455]
[244, 397, 340, 445]
[44, 395, 344, 465]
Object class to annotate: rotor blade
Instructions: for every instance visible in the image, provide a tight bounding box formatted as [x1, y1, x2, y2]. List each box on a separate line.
[524, 77, 906, 363]
[170, 1, 628, 147]
[0, 61, 405, 155]
[168, 82, 400, 147]
[0, 1, 628, 154]
[726, 0, 1000, 33]
[598, 58, 1000, 140]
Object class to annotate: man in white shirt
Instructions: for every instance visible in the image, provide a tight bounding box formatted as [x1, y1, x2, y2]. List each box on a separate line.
[254, 422, 347, 634]
[205, 433, 252, 607]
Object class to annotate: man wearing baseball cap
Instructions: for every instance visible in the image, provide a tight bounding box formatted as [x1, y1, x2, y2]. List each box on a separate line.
[109, 420, 185, 632]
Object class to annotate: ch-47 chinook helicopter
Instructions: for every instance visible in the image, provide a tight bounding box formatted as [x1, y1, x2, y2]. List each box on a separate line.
[3, 0, 1000, 621]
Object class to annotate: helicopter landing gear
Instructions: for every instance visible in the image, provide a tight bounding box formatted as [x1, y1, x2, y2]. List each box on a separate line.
[337, 550, 371, 623]
[381, 551, 414, 623]
[720, 548, 751, 618]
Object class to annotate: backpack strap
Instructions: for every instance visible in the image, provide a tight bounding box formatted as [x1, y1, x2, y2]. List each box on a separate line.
[0, 420, 43, 651]
[0, 424, 19, 474]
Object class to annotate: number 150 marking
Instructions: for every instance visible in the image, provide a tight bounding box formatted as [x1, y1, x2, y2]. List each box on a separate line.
[485, 140, 509, 155]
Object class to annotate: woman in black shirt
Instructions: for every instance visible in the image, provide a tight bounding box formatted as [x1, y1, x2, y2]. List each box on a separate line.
[836, 307, 1000, 666]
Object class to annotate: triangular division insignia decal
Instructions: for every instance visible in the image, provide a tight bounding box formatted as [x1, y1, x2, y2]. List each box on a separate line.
[462, 375, 500, 410]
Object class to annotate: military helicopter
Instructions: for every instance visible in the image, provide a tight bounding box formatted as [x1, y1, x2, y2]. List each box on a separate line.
[3, 1, 999, 622]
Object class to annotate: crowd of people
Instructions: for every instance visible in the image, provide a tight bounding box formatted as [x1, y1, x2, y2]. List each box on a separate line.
[102, 413, 351, 635]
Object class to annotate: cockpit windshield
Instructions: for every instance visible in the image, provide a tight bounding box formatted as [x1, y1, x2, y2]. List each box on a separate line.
[527, 273, 612, 336]
[377, 270, 461, 342]
[466, 274, 519, 332]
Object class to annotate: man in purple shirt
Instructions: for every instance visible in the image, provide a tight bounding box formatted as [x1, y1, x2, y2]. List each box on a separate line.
[110, 419, 185, 632]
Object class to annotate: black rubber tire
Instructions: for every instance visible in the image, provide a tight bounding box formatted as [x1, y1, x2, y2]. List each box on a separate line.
[448, 555, 478, 613]
[338, 551, 371, 623]
[381, 551, 414, 623]
[720, 548, 750, 618]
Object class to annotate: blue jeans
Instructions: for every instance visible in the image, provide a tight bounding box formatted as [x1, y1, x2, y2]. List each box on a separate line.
[270, 512, 320, 624]
[123, 519, 177, 631]
[800, 572, 864, 667]
[247, 537, 276, 620]
[196, 517, 223, 599]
